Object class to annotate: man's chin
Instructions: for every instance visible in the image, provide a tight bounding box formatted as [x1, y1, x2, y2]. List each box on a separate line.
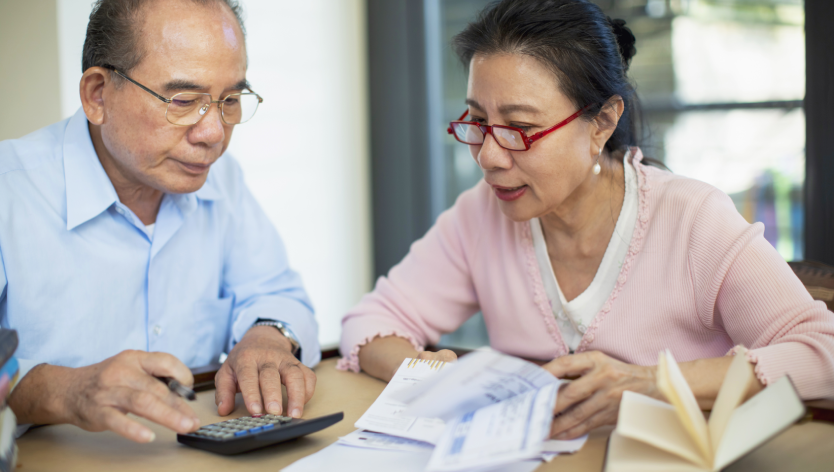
[160, 174, 210, 195]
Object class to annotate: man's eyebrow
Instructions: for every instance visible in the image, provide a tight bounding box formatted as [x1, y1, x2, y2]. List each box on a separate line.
[162, 79, 251, 93]
[231, 79, 250, 91]
[163, 80, 206, 92]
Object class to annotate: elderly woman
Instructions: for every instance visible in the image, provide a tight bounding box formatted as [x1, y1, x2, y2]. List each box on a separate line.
[338, 0, 834, 439]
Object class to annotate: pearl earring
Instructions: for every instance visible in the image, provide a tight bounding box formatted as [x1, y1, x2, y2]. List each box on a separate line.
[593, 148, 602, 175]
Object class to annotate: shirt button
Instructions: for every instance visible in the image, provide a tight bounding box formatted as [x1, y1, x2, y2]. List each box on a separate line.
[578, 324, 587, 334]
[116, 207, 125, 215]
[152, 325, 162, 336]
[557, 310, 567, 320]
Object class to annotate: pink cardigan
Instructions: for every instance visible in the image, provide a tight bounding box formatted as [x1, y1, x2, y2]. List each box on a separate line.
[338, 151, 834, 399]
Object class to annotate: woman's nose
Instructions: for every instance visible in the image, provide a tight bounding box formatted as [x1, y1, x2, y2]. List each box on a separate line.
[473, 132, 513, 171]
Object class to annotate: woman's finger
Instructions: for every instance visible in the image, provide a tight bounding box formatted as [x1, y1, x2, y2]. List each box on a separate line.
[542, 352, 601, 379]
[551, 405, 616, 440]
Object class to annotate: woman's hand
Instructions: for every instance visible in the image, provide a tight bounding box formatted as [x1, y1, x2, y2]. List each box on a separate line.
[416, 349, 458, 364]
[542, 351, 659, 440]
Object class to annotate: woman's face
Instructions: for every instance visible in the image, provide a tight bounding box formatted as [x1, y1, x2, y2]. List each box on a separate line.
[466, 53, 603, 222]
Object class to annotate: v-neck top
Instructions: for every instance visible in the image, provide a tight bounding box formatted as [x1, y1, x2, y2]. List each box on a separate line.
[530, 155, 639, 351]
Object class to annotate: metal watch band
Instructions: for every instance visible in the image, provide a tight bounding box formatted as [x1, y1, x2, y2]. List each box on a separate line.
[253, 319, 301, 359]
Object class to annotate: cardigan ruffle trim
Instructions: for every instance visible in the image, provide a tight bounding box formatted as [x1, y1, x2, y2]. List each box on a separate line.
[576, 149, 651, 353]
[522, 222, 569, 357]
[336, 330, 425, 373]
[728, 344, 768, 386]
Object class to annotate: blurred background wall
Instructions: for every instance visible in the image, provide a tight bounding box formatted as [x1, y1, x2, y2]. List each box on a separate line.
[0, 0, 372, 350]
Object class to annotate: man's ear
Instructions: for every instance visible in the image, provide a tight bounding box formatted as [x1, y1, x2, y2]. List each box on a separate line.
[589, 95, 625, 154]
[80, 67, 111, 125]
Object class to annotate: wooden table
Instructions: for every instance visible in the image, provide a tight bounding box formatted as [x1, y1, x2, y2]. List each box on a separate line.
[16, 358, 834, 471]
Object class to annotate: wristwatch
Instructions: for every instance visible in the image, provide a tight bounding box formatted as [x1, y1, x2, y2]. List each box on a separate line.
[252, 318, 301, 360]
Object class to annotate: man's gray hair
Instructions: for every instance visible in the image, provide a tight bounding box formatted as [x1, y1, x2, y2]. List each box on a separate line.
[81, 0, 245, 74]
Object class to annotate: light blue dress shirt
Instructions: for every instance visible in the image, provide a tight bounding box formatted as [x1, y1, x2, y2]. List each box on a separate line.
[0, 108, 321, 381]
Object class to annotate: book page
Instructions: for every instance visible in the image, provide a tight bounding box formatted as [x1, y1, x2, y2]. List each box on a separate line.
[605, 431, 708, 472]
[395, 349, 559, 421]
[354, 358, 449, 444]
[712, 376, 805, 471]
[616, 391, 708, 468]
[657, 350, 712, 464]
[707, 348, 754, 453]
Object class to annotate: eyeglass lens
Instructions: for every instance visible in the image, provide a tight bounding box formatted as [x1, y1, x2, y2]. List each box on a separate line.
[166, 93, 261, 125]
[451, 123, 526, 151]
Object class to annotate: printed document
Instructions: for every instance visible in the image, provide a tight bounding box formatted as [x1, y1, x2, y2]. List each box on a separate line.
[354, 358, 449, 444]
[426, 383, 559, 472]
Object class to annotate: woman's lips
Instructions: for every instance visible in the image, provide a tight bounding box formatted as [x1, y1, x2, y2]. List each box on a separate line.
[492, 185, 527, 202]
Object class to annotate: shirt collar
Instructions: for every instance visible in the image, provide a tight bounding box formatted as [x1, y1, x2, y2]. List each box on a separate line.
[62, 108, 225, 230]
[63, 108, 119, 231]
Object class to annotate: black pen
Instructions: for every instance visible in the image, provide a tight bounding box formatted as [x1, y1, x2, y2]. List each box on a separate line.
[156, 376, 197, 401]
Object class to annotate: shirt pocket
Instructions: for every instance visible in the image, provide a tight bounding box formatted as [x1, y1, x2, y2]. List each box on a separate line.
[192, 296, 234, 365]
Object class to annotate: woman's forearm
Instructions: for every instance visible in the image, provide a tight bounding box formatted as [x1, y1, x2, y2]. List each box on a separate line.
[358, 335, 422, 382]
[678, 356, 764, 410]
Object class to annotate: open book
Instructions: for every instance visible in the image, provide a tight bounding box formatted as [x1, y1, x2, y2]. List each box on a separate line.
[605, 348, 805, 472]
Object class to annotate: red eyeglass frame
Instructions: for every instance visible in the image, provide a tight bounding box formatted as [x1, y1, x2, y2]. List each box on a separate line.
[446, 105, 590, 151]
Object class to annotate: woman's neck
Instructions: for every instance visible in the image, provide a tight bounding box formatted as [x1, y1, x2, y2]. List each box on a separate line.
[539, 154, 626, 300]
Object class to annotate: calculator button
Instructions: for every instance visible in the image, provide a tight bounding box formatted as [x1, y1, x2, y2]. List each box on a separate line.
[234, 430, 249, 437]
[249, 426, 263, 433]
[261, 423, 275, 430]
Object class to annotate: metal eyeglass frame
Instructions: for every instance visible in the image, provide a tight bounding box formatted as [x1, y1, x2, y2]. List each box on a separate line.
[447, 105, 590, 151]
[102, 65, 264, 126]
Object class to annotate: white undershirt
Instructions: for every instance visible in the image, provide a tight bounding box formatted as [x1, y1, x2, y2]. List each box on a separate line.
[145, 223, 155, 238]
[531, 152, 639, 352]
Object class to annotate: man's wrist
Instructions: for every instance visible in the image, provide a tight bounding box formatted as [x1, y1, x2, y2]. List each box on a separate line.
[250, 319, 301, 360]
[10, 363, 72, 425]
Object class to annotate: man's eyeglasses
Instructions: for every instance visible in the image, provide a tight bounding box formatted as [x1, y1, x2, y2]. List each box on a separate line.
[103, 65, 263, 126]
[447, 105, 589, 151]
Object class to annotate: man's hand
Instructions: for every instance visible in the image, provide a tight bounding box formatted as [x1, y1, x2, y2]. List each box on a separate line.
[215, 326, 316, 418]
[542, 351, 658, 440]
[9, 350, 200, 443]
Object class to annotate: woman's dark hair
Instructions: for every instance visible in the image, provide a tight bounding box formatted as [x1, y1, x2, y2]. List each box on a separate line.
[453, 0, 641, 157]
[82, 0, 245, 76]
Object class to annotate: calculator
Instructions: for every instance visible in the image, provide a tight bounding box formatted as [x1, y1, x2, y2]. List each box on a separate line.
[177, 412, 344, 455]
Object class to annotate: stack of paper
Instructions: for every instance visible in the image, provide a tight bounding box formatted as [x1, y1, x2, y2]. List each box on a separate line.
[283, 350, 587, 472]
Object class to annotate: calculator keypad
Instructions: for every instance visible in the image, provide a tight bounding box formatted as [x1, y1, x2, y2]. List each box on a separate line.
[193, 414, 293, 440]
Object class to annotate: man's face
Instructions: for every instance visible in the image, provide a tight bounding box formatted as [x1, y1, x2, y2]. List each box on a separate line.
[98, 0, 247, 194]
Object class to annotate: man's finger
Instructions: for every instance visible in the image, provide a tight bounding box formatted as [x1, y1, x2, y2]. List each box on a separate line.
[99, 406, 157, 443]
[303, 367, 317, 403]
[258, 362, 284, 416]
[139, 351, 194, 387]
[281, 363, 307, 418]
[215, 364, 238, 416]
[116, 387, 198, 434]
[234, 361, 264, 416]
[135, 374, 198, 421]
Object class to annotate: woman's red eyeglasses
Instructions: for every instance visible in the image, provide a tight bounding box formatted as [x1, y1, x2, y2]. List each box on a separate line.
[447, 105, 589, 151]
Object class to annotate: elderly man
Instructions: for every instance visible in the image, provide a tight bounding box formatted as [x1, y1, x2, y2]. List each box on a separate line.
[0, 0, 319, 443]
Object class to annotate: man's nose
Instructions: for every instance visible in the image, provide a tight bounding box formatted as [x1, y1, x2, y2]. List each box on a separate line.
[189, 102, 226, 146]
[474, 132, 513, 171]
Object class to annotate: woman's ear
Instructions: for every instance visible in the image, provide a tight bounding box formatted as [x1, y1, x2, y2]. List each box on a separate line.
[589, 95, 625, 152]
[79, 67, 111, 126]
